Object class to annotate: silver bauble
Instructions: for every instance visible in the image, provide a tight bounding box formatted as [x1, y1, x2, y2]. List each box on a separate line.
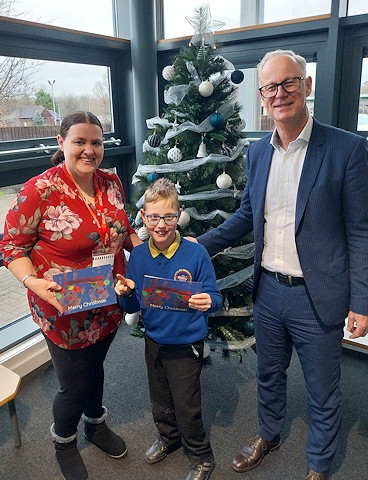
[198, 80, 214, 97]
[216, 172, 232, 189]
[162, 65, 175, 81]
[124, 311, 141, 326]
[177, 210, 190, 227]
[167, 145, 182, 162]
[137, 226, 150, 240]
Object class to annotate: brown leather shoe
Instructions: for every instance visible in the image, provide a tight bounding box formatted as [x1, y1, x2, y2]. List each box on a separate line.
[305, 469, 329, 480]
[232, 435, 281, 472]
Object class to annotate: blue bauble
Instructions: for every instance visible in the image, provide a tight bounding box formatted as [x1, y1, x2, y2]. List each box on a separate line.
[147, 172, 160, 183]
[243, 319, 254, 337]
[210, 111, 225, 129]
[231, 70, 244, 84]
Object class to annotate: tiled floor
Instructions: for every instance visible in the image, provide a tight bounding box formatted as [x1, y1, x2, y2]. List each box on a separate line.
[0, 192, 30, 328]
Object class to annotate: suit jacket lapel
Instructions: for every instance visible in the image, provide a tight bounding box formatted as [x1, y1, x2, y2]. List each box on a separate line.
[295, 120, 326, 233]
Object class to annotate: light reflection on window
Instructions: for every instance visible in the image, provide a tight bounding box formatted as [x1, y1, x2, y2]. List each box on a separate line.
[357, 58, 368, 131]
[0, 0, 114, 36]
[0, 58, 113, 141]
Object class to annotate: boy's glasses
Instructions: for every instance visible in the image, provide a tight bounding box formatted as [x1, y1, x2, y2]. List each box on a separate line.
[144, 213, 178, 225]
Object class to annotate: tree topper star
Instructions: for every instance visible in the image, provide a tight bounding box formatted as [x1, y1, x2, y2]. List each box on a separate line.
[186, 4, 225, 47]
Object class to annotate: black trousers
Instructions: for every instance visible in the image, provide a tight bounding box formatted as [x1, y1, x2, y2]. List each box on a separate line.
[144, 334, 213, 464]
[44, 330, 116, 438]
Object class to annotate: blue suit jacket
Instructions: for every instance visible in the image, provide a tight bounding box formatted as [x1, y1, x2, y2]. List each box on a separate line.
[198, 119, 368, 326]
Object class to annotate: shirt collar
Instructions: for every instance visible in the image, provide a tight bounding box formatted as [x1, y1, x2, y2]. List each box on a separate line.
[270, 115, 313, 149]
[148, 230, 181, 259]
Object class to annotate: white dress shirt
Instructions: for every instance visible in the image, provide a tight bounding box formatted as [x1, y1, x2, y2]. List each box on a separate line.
[262, 116, 313, 277]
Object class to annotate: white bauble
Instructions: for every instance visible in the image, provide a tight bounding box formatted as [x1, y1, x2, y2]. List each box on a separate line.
[124, 311, 141, 326]
[216, 172, 232, 189]
[167, 145, 182, 162]
[203, 342, 211, 358]
[198, 80, 214, 97]
[177, 210, 190, 227]
[137, 226, 150, 240]
[162, 65, 175, 81]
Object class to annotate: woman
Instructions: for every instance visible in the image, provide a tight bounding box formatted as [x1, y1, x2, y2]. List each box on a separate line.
[0, 111, 141, 480]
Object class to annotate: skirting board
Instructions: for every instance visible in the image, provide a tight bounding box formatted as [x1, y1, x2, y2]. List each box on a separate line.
[0, 332, 51, 377]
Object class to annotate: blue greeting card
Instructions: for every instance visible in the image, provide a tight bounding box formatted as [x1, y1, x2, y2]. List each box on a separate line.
[53, 265, 116, 315]
[141, 275, 202, 312]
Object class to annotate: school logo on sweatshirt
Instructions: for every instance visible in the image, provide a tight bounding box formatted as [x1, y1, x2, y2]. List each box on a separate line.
[174, 269, 193, 282]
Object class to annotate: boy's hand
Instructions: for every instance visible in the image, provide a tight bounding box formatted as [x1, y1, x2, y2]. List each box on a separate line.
[188, 293, 212, 312]
[115, 273, 135, 297]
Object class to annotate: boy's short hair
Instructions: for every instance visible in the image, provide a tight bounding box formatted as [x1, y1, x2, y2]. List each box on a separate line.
[144, 177, 179, 210]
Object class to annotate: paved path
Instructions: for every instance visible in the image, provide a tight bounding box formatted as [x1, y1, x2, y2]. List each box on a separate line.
[0, 192, 30, 328]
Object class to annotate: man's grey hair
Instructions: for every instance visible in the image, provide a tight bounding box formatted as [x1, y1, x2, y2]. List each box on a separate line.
[257, 49, 307, 84]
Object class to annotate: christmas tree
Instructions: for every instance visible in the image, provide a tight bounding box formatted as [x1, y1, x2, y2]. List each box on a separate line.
[126, 4, 255, 358]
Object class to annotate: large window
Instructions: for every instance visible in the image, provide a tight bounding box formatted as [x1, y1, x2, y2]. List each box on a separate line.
[0, 0, 114, 36]
[0, 185, 29, 330]
[348, 0, 368, 16]
[0, 57, 113, 142]
[163, 0, 331, 39]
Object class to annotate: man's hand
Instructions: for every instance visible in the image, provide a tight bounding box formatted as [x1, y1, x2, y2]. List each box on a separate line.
[347, 311, 368, 338]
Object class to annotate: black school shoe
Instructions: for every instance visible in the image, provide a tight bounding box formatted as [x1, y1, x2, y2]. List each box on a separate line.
[145, 438, 182, 464]
[184, 458, 215, 480]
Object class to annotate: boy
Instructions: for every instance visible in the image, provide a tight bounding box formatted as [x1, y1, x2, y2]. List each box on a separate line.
[115, 178, 222, 480]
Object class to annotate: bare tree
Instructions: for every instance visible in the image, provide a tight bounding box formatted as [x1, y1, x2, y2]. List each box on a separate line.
[0, 0, 42, 116]
[92, 71, 110, 119]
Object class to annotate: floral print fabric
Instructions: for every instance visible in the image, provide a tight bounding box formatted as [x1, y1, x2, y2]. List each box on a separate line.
[0, 163, 135, 349]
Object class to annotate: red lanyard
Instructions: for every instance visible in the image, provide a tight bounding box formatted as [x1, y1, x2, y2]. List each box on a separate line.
[64, 165, 110, 247]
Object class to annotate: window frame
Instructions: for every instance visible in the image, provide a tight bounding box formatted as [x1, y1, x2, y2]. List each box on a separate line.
[0, 16, 136, 354]
[0, 16, 135, 191]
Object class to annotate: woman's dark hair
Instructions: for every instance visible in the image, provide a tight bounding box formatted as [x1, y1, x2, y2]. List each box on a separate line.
[51, 111, 103, 166]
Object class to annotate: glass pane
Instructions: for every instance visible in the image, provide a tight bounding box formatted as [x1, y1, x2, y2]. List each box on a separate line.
[348, 0, 368, 16]
[163, 0, 241, 38]
[163, 0, 331, 39]
[0, 0, 114, 36]
[0, 57, 113, 141]
[358, 58, 368, 132]
[262, 0, 330, 23]
[236, 62, 316, 131]
[0, 184, 30, 328]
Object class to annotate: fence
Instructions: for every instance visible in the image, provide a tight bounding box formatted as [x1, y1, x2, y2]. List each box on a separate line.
[0, 123, 112, 142]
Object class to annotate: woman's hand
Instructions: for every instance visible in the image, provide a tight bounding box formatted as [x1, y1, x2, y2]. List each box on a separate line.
[188, 293, 212, 312]
[115, 273, 135, 296]
[24, 276, 64, 315]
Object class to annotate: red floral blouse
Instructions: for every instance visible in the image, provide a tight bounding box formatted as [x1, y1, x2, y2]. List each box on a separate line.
[0, 163, 135, 349]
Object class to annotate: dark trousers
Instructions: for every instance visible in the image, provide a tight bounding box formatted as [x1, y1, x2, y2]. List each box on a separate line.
[253, 271, 343, 473]
[144, 334, 213, 464]
[44, 330, 116, 438]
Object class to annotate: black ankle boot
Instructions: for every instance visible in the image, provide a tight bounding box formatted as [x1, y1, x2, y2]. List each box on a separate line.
[54, 439, 88, 480]
[51, 423, 88, 480]
[83, 407, 127, 459]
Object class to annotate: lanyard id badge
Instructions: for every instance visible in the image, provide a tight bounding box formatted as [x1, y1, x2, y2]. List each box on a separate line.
[92, 249, 115, 268]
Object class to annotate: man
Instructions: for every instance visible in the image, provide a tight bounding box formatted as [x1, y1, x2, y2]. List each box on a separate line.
[196, 50, 368, 480]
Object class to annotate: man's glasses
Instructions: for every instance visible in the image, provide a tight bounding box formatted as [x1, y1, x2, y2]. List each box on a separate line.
[259, 76, 305, 98]
[144, 213, 178, 225]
